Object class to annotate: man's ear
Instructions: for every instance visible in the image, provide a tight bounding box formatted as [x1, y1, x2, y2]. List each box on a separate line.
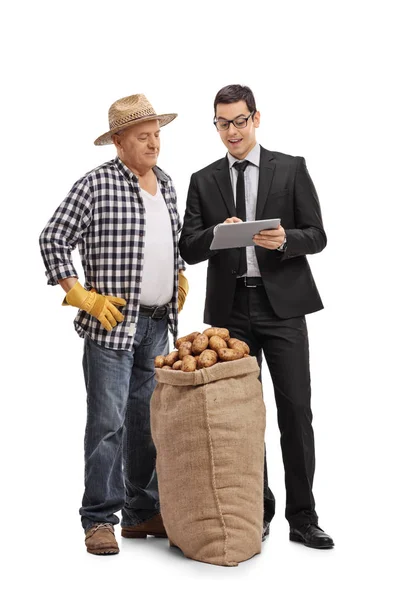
[253, 111, 261, 128]
[112, 133, 122, 150]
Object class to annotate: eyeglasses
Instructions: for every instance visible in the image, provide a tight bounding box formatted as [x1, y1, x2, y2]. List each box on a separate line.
[213, 111, 255, 131]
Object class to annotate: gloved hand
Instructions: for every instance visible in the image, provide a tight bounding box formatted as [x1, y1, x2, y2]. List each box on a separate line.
[63, 281, 126, 331]
[178, 271, 189, 313]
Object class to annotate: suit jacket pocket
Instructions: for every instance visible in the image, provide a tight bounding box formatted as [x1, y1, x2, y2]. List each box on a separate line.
[268, 188, 289, 200]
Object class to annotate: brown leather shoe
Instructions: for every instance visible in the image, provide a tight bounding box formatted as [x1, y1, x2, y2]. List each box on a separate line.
[121, 514, 167, 538]
[85, 523, 119, 555]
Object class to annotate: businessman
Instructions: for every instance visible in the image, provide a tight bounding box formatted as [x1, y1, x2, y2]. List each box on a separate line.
[179, 84, 334, 549]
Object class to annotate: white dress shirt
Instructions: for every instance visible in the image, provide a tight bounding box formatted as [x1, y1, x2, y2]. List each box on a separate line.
[227, 143, 261, 277]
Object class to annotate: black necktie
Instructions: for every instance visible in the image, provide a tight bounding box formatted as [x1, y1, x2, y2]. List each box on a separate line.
[233, 160, 250, 276]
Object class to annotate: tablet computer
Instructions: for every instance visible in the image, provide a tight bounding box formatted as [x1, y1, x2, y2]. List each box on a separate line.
[209, 218, 281, 250]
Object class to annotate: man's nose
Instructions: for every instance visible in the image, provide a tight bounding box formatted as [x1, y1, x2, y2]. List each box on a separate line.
[147, 135, 158, 148]
[227, 122, 237, 134]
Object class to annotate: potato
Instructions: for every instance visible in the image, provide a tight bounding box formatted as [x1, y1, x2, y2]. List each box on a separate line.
[217, 347, 244, 362]
[198, 349, 218, 368]
[178, 341, 192, 360]
[208, 335, 227, 351]
[154, 355, 165, 368]
[181, 355, 197, 372]
[227, 338, 250, 355]
[175, 332, 201, 348]
[162, 365, 172, 370]
[203, 327, 230, 340]
[195, 356, 202, 369]
[172, 360, 183, 370]
[164, 350, 179, 366]
[191, 333, 209, 355]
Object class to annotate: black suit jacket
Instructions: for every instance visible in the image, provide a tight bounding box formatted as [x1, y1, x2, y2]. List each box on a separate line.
[179, 146, 327, 325]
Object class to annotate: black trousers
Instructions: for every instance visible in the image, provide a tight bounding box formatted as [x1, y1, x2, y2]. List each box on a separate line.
[222, 284, 318, 528]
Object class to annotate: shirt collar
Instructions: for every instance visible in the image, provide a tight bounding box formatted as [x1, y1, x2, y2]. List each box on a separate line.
[228, 142, 260, 169]
[113, 157, 168, 183]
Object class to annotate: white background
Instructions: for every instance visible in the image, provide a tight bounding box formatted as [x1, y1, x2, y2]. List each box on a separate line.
[1, 0, 399, 598]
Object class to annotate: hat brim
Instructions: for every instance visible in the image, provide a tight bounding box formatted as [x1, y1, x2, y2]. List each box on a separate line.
[94, 113, 177, 146]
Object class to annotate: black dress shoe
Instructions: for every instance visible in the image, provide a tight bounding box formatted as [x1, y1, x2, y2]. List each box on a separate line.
[289, 524, 334, 549]
[262, 521, 270, 541]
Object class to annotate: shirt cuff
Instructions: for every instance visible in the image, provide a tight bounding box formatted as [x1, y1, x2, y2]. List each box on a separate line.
[276, 236, 287, 252]
[45, 263, 78, 286]
[178, 257, 186, 271]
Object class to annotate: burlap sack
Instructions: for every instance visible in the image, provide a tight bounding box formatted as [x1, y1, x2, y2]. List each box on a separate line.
[151, 356, 265, 567]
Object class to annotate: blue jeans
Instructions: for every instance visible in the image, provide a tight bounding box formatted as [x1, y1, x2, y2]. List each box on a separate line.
[79, 314, 169, 531]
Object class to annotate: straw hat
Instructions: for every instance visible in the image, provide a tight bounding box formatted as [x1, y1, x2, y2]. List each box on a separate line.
[94, 93, 177, 146]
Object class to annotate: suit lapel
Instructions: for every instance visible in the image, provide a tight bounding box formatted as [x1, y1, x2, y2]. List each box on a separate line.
[213, 157, 236, 217]
[256, 147, 275, 220]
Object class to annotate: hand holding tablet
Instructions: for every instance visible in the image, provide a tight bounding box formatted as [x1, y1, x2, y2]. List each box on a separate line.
[210, 218, 281, 250]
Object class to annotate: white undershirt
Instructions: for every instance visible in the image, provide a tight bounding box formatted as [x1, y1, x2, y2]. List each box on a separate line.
[139, 182, 174, 306]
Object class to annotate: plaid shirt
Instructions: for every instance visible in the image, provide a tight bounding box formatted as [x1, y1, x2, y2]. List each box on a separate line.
[40, 157, 185, 350]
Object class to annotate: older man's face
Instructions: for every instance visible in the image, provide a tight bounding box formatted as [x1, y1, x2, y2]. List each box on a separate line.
[113, 119, 160, 173]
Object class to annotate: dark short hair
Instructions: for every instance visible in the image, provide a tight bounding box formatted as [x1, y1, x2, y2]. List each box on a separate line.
[214, 85, 257, 115]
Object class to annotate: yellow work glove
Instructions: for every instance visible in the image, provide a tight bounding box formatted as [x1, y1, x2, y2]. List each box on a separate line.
[63, 281, 126, 332]
[178, 271, 189, 313]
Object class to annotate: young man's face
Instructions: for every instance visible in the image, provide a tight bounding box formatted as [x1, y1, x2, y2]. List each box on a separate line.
[214, 100, 260, 159]
[113, 119, 160, 173]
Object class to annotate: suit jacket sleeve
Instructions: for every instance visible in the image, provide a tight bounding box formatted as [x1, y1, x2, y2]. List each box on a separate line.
[179, 173, 219, 265]
[283, 157, 327, 260]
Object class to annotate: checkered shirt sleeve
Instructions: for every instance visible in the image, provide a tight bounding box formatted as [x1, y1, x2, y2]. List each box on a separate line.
[39, 178, 93, 285]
